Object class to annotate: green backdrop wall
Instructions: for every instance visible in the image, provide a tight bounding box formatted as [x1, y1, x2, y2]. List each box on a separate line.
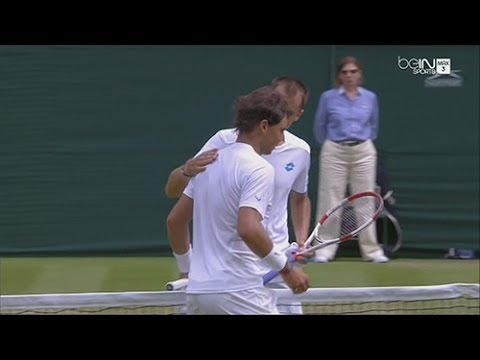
[0, 45, 478, 255]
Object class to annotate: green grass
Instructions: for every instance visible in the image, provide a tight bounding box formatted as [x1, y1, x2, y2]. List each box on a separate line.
[0, 257, 478, 295]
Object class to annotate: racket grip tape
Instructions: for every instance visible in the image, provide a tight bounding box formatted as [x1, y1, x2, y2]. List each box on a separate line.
[263, 269, 280, 285]
[165, 278, 189, 291]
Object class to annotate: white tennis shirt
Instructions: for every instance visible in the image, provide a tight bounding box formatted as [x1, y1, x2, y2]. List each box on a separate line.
[184, 142, 275, 293]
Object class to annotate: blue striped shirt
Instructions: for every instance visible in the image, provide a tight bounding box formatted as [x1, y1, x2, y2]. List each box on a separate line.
[313, 86, 379, 145]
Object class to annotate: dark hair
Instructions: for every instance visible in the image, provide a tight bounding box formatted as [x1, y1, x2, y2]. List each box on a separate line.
[271, 76, 309, 108]
[233, 86, 289, 133]
[335, 56, 364, 87]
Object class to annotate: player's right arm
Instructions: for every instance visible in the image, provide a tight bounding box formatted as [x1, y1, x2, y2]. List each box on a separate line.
[238, 207, 277, 257]
[237, 207, 309, 292]
[164, 149, 219, 198]
[239, 165, 309, 293]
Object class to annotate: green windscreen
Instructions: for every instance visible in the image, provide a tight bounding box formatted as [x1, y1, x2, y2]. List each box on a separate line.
[0, 45, 478, 255]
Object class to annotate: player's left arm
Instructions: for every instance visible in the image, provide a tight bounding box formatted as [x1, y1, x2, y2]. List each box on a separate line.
[289, 191, 311, 247]
[289, 148, 312, 247]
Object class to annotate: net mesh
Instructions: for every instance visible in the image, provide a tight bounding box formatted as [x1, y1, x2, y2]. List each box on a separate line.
[1, 283, 478, 315]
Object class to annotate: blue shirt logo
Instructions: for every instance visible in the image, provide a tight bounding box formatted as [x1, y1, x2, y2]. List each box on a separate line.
[285, 162, 295, 172]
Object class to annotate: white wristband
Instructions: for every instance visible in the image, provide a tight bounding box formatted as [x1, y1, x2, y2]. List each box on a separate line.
[261, 246, 288, 272]
[173, 247, 192, 273]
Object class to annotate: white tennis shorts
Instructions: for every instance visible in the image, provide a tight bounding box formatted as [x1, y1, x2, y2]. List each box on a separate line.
[186, 287, 278, 315]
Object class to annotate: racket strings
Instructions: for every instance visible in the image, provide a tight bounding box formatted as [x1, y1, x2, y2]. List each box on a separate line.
[317, 197, 380, 240]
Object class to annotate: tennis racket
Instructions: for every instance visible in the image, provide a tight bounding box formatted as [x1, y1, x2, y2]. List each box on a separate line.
[263, 191, 384, 285]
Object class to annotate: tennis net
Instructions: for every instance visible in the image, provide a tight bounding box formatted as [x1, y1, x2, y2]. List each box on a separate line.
[1, 283, 478, 315]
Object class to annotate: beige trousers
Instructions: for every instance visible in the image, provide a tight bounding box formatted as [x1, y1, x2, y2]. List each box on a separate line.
[315, 139, 385, 261]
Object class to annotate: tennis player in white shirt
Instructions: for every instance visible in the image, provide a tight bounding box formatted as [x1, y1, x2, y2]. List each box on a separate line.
[165, 77, 312, 314]
[166, 86, 309, 314]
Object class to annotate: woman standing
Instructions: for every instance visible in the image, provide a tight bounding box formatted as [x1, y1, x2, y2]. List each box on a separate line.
[313, 56, 388, 263]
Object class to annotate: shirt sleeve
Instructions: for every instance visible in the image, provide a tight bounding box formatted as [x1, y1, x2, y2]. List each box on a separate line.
[291, 150, 311, 194]
[183, 177, 194, 199]
[313, 92, 329, 145]
[239, 164, 274, 219]
[194, 129, 237, 157]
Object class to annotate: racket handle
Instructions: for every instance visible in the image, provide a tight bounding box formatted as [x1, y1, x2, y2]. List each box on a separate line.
[165, 278, 189, 291]
[263, 269, 280, 285]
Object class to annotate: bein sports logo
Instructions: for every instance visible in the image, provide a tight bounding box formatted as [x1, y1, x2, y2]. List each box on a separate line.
[397, 56, 463, 87]
[397, 56, 451, 75]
